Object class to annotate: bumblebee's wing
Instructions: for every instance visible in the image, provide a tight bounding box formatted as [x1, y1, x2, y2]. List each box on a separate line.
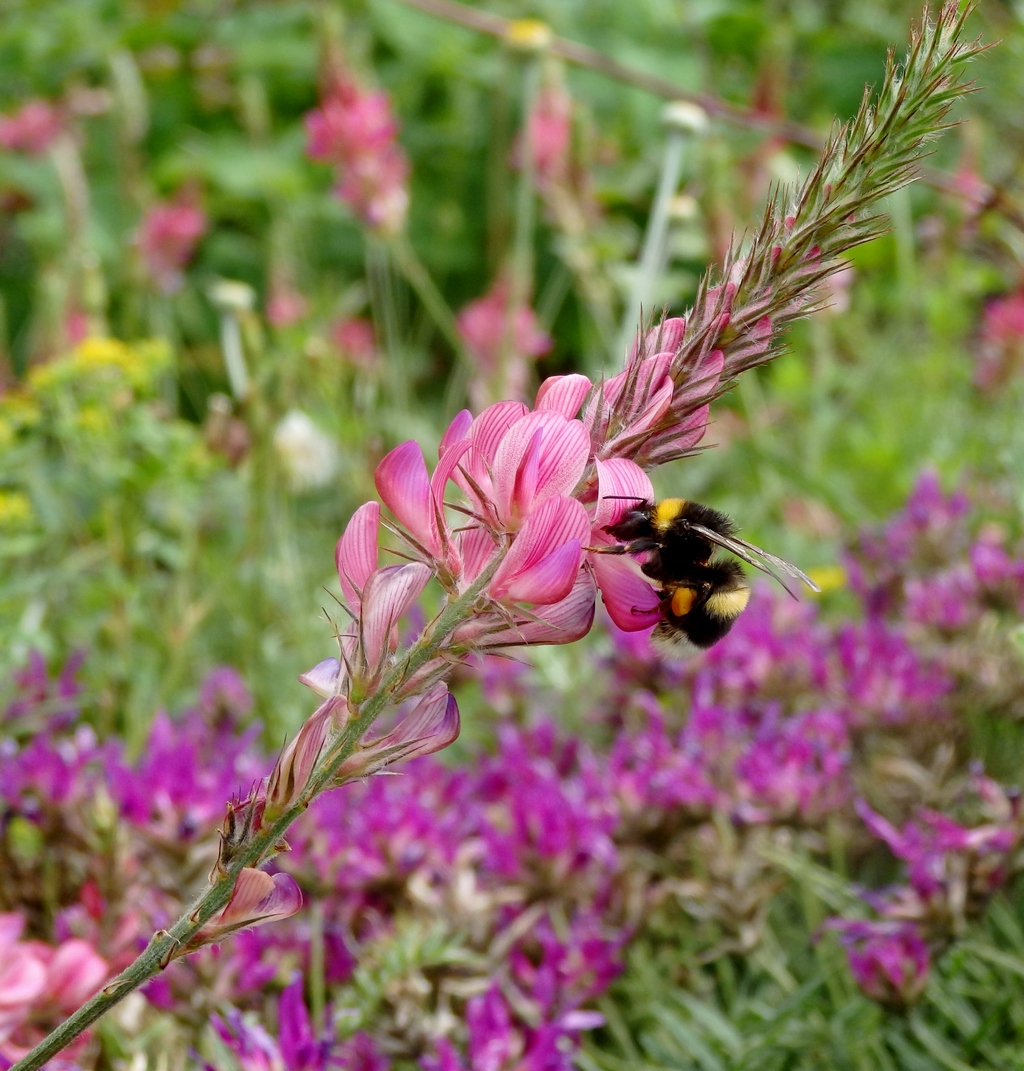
[686, 523, 821, 599]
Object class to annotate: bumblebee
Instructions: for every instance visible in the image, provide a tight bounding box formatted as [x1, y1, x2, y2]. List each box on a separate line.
[601, 497, 819, 651]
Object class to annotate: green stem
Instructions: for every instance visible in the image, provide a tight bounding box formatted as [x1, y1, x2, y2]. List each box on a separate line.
[9, 570, 495, 1071]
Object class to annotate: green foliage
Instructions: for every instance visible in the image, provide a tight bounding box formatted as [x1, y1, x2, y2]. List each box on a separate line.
[3, 1, 1024, 1066]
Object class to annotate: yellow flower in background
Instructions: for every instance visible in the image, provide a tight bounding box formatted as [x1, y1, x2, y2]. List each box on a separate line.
[806, 564, 847, 594]
[0, 490, 33, 529]
[27, 337, 171, 397]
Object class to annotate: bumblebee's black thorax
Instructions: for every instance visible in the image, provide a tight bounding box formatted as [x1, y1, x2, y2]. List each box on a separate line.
[605, 498, 736, 585]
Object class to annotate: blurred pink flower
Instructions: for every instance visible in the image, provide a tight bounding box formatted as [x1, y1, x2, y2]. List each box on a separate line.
[516, 83, 572, 189]
[974, 288, 1024, 391]
[332, 316, 377, 368]
[136, 193, 207, 294]
[267, 285, 308, 328]
[457, 279, 552, 406]
[0, 915, 108, 1061]
[0, 100, 62, 156]
[305, 77, 409, 234]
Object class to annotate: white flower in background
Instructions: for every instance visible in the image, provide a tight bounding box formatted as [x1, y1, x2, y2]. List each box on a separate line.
[273, 411, 339, 492]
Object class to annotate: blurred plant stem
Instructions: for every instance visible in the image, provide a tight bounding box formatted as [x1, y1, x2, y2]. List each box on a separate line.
[617, 102, 707, 362]
[503, 47, 542, 369]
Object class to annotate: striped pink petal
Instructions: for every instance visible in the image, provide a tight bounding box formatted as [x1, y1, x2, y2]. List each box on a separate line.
[627, 316, 686, 364]
[457, 525, 500, 589]
[453, 400, 530, 511]
[492, 411, 590, 522]
[535, 373, 592, 418]
[374, 686, 459, 761]
[199, 870, 302, 942]
[673, 348, 724, 407]
[489, 495, 590, 604]
[360, 563, 432, 669]
[590, 547, 661, 631]
[495, 539, 583, 605]
[439, 409, 473, 453]
[298, 657, 343, 697]
[478, 569, 596, 647]
[374, 441, 441, 556]
[593, 458, 654, 528]
[336, 502, 380, 607]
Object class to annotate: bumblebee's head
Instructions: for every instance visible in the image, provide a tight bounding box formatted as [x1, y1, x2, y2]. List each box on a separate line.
[603, 499, 657, 541]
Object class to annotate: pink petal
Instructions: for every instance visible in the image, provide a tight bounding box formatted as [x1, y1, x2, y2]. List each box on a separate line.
[44, 940, 107, 1009]
[453, 401, 529, 509]
[627, 316, 685, 363]
[0, 914, 25, 952]
[377, 685, 460, 760]
[336, 502, 380, 607]
[535, 374, 593, 418]
[439, 409, 473, 453]
[457, 525, 500, 589]
[489, 495, 591, 598]
[492, 412, 590, 521]
[469, 400, 530, 463]
[247, 872, 303, 927]
[479, 569, 596, 647]
[360, 563, 432, 669]
[267, 697, 344, 814]
[593, 459, 653, 528]
[673, 349, 724, 407]
[591, 550, 662, 631]
[374, 441, 440, 556]
[496, 539, 583, 605]
[0, 946, 47, 1008]
[298, 657, 342, 697]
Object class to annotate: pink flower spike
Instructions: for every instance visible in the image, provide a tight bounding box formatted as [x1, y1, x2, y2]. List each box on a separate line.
[491, 411, 591, 523]
[593, 458, 654, 529]
[673, 349, 724, 408]
[336, 502, 380, 608]
[43, 940, 107, 1010]
[298, 658, 343, 697]
[195, 870, 302, 947]
[360, 563, 432, 671]
[535, 374, 593, 419]
[489, 495, 590, 605]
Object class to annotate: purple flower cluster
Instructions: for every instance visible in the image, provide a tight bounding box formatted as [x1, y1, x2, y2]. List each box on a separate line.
[5, 469, 1024, 1060]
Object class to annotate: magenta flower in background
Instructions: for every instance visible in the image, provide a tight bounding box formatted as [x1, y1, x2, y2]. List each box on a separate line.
[305, 76, 409, 234]
[136, 192, 208, 294]
[826, 919, 930, 1008]
[0, 100, 62, 155]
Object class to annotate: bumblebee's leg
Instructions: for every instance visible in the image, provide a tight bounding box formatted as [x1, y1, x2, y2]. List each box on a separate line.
[593, 538, 661, 556]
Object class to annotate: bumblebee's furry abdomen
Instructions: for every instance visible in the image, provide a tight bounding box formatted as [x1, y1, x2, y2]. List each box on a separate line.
[656, 558, 750, 650]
